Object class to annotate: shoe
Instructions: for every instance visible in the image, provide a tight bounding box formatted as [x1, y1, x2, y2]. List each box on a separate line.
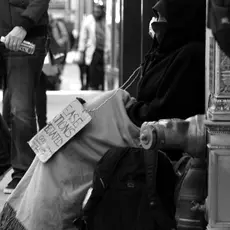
[0, 165, 11, 182]
[3, 178, 21, 194]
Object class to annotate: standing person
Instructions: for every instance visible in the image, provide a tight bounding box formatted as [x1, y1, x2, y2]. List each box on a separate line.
[49, 15, 69, 70]
[77, 0, 111, 90]
[80, 62, 90, 90]
[0, 0, 50, 194]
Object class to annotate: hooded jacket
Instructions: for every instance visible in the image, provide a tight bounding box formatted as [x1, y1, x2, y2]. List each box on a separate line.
[0, 0, 50, 37]
[208, 0, 230, 58]
[127, 0, 206, 127]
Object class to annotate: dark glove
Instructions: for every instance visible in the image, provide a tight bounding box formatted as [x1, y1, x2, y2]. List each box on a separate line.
[76, 97, 86, 105]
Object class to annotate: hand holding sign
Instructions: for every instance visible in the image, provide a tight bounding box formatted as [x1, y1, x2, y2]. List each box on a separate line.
[76, 97, 86, 105]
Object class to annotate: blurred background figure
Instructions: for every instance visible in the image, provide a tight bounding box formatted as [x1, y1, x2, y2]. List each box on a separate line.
[45, 14, 70, 90]
[35, 14, 72, 131]
[50, 16, 70, 61]
[76, 0, 111, 90]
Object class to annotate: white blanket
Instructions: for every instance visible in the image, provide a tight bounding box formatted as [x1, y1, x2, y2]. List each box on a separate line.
[0, 89, 140, 230]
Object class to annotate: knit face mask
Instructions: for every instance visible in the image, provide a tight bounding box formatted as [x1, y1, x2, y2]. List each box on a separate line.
[149, 12, 167, 42]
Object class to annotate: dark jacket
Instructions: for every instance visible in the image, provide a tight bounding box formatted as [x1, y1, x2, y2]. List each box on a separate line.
[208, 0, 230, 57]
[0, 0, 50, 37]
[127, 0, 206, 127]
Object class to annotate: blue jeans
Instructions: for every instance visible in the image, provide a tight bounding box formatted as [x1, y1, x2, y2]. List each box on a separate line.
[0, 36, 48, 179]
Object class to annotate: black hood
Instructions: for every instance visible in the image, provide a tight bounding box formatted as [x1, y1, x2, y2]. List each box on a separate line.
[151, 0, 206, 53]
[0, 0, 12, 36]
[208, 0, 230, 58]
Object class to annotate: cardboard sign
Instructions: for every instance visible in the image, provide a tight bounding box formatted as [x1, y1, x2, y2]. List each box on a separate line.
[28, 99, 92, 163]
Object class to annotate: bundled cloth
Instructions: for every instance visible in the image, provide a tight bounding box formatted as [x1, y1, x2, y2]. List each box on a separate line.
[0, 89, 140, 230]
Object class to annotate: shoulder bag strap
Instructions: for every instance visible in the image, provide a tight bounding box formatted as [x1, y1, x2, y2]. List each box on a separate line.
[144, 148, 176, 230]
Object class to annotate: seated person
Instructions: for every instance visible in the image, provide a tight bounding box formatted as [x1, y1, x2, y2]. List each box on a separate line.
[0, 0, 206, 229]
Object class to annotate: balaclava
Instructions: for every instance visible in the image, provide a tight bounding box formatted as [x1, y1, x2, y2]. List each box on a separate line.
[149, 0, 206, 53]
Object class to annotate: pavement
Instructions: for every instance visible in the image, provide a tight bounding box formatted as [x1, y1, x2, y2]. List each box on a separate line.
[0, 63, 105, 212]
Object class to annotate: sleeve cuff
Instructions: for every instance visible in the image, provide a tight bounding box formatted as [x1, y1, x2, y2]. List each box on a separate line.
[17, 17, 35, 32]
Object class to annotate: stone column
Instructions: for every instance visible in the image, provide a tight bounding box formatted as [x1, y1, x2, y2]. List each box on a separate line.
[205, 1, 230, 229]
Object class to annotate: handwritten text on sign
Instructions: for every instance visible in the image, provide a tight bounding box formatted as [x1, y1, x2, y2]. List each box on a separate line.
[28, 100, 92, 163]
